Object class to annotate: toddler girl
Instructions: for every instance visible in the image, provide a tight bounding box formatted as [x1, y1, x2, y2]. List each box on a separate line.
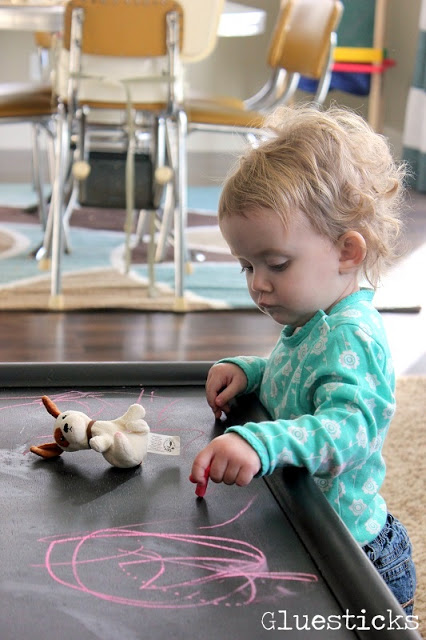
[190, 105, 416, 616]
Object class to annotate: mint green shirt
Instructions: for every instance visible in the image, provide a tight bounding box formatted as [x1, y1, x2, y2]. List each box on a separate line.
[223, 290, 395, 545]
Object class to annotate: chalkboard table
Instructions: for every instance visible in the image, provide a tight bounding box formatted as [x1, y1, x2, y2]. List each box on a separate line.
[0, 362, 420, 640]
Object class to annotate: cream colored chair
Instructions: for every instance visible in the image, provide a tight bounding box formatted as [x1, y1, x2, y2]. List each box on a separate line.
[44, 0, 224, 310]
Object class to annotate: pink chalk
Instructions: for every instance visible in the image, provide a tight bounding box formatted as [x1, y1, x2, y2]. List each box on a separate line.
[190, 465, 211, 498]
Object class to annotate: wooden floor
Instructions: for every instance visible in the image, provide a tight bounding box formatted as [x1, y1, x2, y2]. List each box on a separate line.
[0, 309, 282, 363]
[1, 306, 425, 376]
[1, 191, 425, 373]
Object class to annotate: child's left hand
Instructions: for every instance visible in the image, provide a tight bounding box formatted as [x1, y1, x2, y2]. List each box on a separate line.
[190, 432, 261, 487]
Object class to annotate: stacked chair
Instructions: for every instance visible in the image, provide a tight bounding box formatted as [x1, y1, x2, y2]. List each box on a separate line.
[13, 0, 343, 311]
[42, 0, 224, 310]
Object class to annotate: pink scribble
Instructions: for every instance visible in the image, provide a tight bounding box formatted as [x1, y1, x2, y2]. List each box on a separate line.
[10, 389, 319, 608]
[34, 501, 318, 609]
[199, 496, 256, 530]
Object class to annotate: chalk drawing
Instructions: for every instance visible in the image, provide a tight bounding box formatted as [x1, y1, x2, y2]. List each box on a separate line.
[0, 390, 319, 608]
[35, 498, 317, 609]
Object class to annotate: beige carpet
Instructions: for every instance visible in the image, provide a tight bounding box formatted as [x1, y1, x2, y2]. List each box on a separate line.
[0, 267, 229, 312]
[383, 376, 426, 635]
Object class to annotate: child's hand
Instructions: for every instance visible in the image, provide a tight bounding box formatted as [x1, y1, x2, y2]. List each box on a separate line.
[190, 433, 261, 487]
[206, 363, 247, 419]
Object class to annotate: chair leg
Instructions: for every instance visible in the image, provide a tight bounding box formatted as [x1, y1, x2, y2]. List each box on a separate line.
[46, 122, 56, 185]
[62, 106, 88, 251]
[153, 115, 167, 203]
[61, 180, 79, 252]
[147, 209, 156, 297]
[314, 33, 336, 106]
[49, 104, 70, 309]
[154, 116, 177, 262]
[142, 113, 166, 291]
[173, 108, 188, 310]
[124, 111, 137, 273]
[31, 123, 48, 232]
[155, 171, 175, 263]
[37, 156, 76, 267]
[134, 208, 150, 245]
[36, 200, 54, 267]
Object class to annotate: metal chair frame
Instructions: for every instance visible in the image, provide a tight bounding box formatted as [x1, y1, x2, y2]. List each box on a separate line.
[154, 0, 343, 267]
[45, 1, 189, 309]
[43, 0, 225, 310]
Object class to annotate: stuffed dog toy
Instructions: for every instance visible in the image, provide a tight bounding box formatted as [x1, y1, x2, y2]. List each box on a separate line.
[30, 395, 150, 468]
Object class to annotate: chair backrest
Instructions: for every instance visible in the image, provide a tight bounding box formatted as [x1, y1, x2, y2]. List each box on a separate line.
[268, 0, 343, 79]
[63, 0, 183, 58]
[56, 0, 224, 105]
[174, 0, 225, 62]
[63, 0, 223, 63]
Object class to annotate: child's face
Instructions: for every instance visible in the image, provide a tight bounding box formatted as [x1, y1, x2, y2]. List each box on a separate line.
[221, 208, 358, 327]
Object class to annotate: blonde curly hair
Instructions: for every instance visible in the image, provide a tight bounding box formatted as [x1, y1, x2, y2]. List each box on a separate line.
[218, 105, 407, 287]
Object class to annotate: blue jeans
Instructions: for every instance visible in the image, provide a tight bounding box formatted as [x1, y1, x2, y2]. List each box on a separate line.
[363, 513, 416, 616]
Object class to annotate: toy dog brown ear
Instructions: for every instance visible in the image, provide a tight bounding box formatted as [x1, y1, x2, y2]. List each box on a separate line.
[41, 395, 60, 418]
[30, 443, 63, 459]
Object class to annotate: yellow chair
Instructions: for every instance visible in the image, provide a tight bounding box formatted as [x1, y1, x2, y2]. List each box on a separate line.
[44, 0, 224, 310]
[153, 0, 343, 269]
[187, 0, 343, 130]
[0, 82, 56, 235]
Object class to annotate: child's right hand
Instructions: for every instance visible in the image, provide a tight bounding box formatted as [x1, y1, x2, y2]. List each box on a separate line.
[206, 363, 247, 419]
[190, 432, 261, 487]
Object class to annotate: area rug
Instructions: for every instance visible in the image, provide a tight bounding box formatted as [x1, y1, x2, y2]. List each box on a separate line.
[0, 221, 253, 311]
[0, 207, 425, 312]
[382, 376, 426, 635]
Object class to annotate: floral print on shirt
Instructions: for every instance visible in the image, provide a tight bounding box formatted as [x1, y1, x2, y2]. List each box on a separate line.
[222, 289, 395, 545]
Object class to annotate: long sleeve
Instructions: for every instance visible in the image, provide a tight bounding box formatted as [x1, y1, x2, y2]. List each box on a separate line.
[218, 355, 268, 394]
[222, 290, 395, 545]
[226, 324, 395, 479]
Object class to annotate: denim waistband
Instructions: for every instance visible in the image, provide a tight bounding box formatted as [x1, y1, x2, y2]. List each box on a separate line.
[362, 513, 411, 566]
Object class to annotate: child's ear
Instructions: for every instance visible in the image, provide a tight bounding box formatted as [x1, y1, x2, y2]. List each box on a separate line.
[338, 231, 367, 273]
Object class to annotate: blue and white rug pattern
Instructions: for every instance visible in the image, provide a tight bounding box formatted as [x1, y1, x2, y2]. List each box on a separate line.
[0, 222, 255, 311]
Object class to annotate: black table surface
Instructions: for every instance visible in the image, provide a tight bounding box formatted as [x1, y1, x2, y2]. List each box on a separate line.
[0, 362, 421, 640]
